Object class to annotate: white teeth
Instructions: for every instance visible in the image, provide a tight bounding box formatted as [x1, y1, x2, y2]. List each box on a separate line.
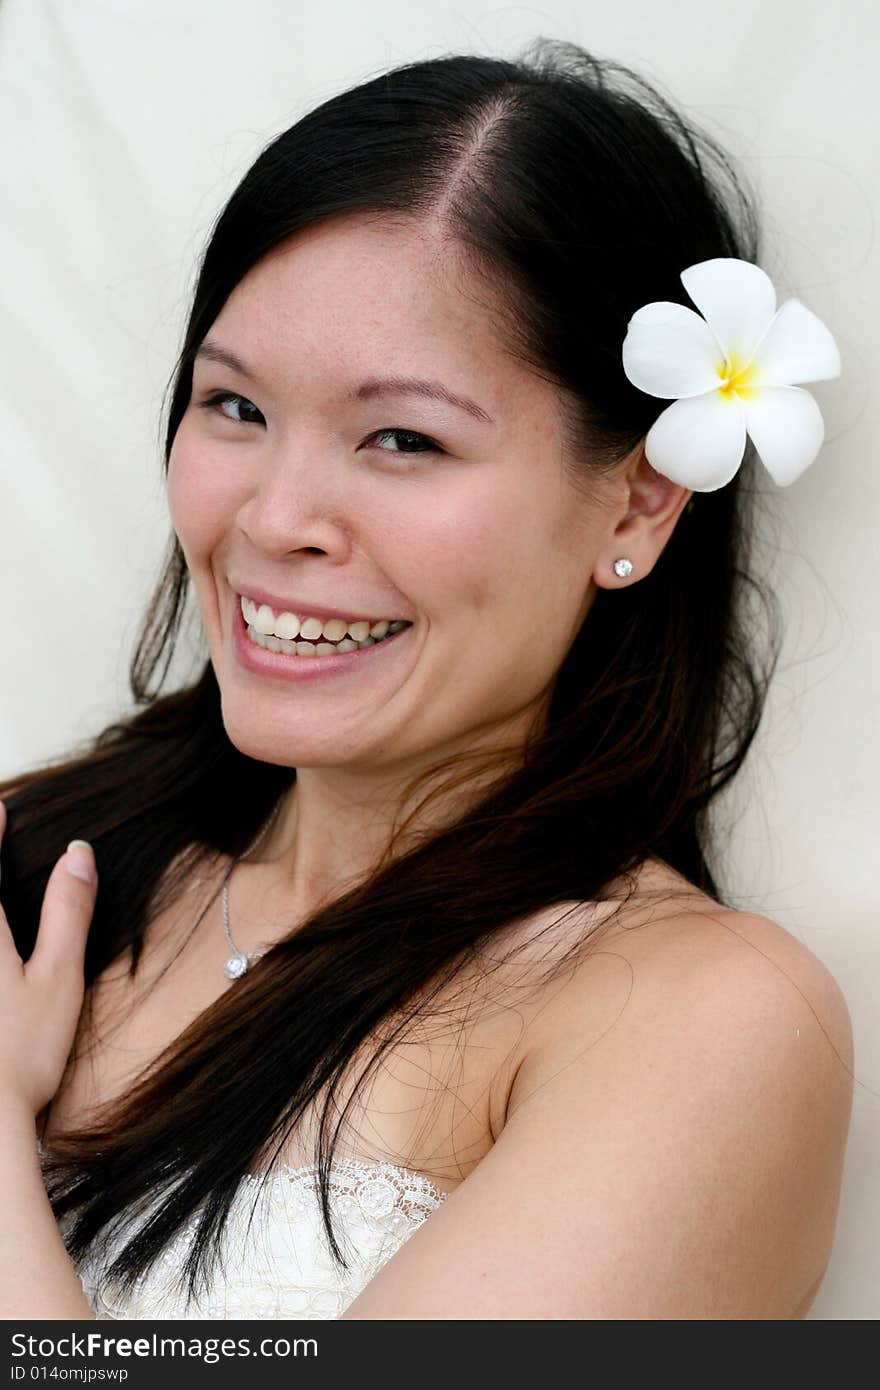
[296, 616, 321, 641]
[254, 603, 276, 635]
[244, 622, 405, 658]
[239, 595, 407, 643]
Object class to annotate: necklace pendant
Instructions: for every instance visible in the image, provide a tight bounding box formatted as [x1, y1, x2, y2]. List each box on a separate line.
[224, 952, 249, 981]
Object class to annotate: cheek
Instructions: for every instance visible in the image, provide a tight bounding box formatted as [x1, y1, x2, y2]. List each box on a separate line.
[166, 432, 238, 562]
[386, 483, 514, 618]
[428, 474, 565, 615]
[418, 467, 593, 705]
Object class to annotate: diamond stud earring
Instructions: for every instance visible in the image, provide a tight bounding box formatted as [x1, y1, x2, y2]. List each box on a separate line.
[613, 558, 634, 578]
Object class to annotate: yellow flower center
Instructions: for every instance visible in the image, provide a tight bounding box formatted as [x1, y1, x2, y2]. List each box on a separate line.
[716, 351, 759, 400]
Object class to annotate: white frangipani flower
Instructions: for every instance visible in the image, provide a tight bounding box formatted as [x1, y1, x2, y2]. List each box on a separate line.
[621, 258, 842, 492]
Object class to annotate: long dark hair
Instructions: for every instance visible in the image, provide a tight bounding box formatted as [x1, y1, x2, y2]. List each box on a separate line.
[1, 40, 782, 1307]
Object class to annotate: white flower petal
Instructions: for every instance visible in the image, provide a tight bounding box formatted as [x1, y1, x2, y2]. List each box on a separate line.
[680, 258, 777, 363]
[741, 385, 825, 487]
[622, 302, 723, 399]
[644, 391, 747, 492]
[749, 299, 842, 387]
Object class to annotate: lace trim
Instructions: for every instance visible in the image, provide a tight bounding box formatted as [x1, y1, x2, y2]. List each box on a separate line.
[39, 1137, 448, 1206]
[241, 1157, 450, 1212]
[39, 1136, 450, 1218]
[40, 1138, 450, 1320]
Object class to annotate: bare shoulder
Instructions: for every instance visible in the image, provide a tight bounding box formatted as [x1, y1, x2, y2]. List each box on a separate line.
[501, 862, 854, 1313]
[344, 860, 855, 1318]
[480, 856, 853, 1106]
[511, 856, 853, 1070]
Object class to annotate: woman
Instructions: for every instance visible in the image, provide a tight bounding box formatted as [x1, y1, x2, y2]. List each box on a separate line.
[0, 40, 853, 1320]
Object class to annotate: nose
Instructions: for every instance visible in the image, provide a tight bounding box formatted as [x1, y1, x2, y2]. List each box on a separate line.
[236, 445, 353, 562]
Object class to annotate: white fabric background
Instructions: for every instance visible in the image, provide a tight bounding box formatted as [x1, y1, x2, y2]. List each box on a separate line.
[1, 0, 876, 1319]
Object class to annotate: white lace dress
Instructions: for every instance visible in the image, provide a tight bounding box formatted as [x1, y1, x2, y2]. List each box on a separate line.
[39, 1146, 449, 1320]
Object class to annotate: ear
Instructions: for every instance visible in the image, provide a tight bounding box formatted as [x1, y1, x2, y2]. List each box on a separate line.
[593, 443, 692, 589]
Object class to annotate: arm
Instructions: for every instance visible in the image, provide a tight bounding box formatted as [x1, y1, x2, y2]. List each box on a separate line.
[341, 911, 854, 1319]
[0, 800, 97, 1318]
[0, 1102, 94, 1318]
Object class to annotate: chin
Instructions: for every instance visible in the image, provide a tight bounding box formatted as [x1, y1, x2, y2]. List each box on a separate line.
[217, 707, 358, 769]
[218, 711, 304, 767]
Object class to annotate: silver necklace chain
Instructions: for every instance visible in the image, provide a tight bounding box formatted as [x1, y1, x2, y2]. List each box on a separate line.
[221, 796, 285, 981]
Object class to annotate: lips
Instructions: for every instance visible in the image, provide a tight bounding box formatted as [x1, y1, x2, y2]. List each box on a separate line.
[230, 586, 413, 683]
[231, 581, 410, 629]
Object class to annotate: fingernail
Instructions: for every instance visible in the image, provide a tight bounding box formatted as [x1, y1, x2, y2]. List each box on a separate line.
[66, 839, 97, 884]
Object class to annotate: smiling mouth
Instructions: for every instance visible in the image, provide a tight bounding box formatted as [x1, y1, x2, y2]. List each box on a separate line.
[243, 617, 411, 658]
[235, 591, 413, 655]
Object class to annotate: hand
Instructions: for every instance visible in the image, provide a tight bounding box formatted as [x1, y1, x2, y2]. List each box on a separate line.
[0, 800, 97, 1118]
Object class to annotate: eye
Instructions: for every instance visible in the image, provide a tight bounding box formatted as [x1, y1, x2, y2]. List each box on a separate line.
[366, 429, 443, 457]
[196, 392, 445, 459]
[198, 391, 265, 426]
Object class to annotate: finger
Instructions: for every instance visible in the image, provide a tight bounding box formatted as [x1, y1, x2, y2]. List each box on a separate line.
[27, 840, 97, 986]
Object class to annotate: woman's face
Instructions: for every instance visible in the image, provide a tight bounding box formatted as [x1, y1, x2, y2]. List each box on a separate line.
[168, 214, 616, 773]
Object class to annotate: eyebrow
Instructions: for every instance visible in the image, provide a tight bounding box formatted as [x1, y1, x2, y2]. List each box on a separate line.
[193, 339, 494, 424]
